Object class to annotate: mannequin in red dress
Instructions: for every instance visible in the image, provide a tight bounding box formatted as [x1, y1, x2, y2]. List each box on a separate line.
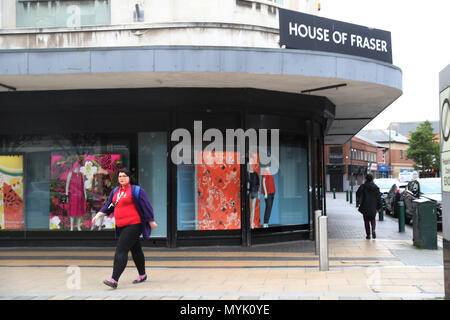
[65, 163, 86, 231]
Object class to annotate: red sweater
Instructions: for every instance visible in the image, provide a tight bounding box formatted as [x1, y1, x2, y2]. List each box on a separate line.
[262, 174, 276, 194]
[112, 184, 141, 227]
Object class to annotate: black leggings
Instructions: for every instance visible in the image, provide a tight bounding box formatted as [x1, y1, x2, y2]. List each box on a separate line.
[112, 223, 146, 281]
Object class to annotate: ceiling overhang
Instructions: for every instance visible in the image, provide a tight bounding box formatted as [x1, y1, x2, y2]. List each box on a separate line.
[0, 46, 402, 144]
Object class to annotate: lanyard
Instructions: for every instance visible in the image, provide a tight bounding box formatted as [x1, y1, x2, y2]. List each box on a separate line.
[114, 187, 127, 206]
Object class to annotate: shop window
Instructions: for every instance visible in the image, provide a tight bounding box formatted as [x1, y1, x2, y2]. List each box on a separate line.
[138, 132, 167, 237]
[16, 0, 111, 28]
[177, 151, 242, 231]
[248, 134, 308, 228]
[0, 134, 129, 231]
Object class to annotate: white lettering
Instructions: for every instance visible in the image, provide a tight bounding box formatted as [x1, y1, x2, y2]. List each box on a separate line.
[357, 35, 363, 48]
[66, 265, 81, 290]
[350, 34, 388, 52]
[323, 28, 330, 42]
[351, 34, 357, 46]
[224, 304, 270, 315]
[332, 31, 342, 44]
[298, 24, 309, 37]
[381, 40, 387, 52]
[289, 22, 298, 36]
[288, 23, 331, 42]
[203, 128, 224, 165]
[180, 304, 215, 318]
[171, 128, 191, 165]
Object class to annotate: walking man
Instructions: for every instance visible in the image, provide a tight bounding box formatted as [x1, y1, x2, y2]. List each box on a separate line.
[356, 174, 382, 239]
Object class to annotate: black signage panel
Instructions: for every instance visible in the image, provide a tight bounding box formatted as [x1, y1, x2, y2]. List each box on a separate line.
[279, 9, 392, 64]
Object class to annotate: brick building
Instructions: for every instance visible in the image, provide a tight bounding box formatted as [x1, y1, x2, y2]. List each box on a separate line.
[358, 129, 415, 179]
[325, 134, 382, 192]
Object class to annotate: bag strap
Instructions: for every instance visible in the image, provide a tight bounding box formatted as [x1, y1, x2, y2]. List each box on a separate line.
[112, 185, 140, 199]
[134, 185, 140, 199]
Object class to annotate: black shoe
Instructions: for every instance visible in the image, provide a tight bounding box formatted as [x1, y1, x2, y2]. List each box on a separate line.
[103, 279, 118, 289]
[372, 232, 376, 239]
[366, 235, 371, 240]
[133, 274, 147, 284]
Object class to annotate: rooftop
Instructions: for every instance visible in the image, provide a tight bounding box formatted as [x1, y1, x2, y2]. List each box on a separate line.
[358, 129, 409, 144]
[389, 121, 440, 136]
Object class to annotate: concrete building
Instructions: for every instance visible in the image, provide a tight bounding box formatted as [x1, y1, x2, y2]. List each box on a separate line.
[0, 0, 402, 247]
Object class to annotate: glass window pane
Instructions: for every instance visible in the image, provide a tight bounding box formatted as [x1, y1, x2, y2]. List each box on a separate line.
[0, 134, 129, 231]
[257, 138, 308, 227]
[177, 151, 241, 231]
[0, 155, 24, 230]
[138, 132, 167, 238]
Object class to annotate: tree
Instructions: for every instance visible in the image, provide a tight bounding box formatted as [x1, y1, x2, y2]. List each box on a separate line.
[406, 121, 440, 173]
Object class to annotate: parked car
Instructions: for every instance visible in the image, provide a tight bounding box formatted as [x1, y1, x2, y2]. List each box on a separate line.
[384, 182, 407, 216]
[401, 178, 442, 227]
[374, 178, 400, 198]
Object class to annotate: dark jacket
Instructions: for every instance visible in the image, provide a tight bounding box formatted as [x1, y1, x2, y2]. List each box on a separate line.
[100, 184, 155, 240]
[356, 181, 382, 218]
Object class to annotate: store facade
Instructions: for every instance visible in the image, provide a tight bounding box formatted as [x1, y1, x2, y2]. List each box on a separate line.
[0, 1, 402, 247]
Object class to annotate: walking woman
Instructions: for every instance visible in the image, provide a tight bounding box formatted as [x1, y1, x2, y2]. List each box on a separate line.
[92, 168, 157, 289]
[356, 174, 382, 239]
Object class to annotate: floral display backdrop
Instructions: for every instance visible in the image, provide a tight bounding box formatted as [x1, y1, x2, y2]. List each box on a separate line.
[196, 151, 241, 230]
[0, 155, 24, 230]
[49, 154, 122, 230]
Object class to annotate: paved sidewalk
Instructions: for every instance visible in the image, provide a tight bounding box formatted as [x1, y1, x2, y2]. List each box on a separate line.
[0, 192, 445, 300]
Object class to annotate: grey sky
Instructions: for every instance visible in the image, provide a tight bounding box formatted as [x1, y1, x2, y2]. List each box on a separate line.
[319, 0, 450, 130]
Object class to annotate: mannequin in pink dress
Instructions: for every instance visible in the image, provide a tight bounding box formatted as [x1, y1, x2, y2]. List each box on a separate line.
[65, 163, 86, 231]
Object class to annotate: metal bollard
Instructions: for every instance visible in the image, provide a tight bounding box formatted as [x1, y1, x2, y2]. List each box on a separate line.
[346, 190, 349, 202]
[333, 188, 336, 199]
[314, 210, 322, 255]
[319, 215, 329, 271]
[397, 201, 405, 232]
[349, 191, 353, 204]
[379, 203, 384, 221]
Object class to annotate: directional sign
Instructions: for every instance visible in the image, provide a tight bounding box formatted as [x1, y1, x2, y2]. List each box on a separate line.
[440, 86, 450, 191]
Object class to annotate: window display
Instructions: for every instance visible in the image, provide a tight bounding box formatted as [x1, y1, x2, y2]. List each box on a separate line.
[50, 154, 122, 231]
[262, 166, 276, 228]
[0, 155, 24, 230]
[248, 152, 261, 229]
[178, 151, 241, 231]
[197, 151, 241, 230]
[246, 137, 308, 228]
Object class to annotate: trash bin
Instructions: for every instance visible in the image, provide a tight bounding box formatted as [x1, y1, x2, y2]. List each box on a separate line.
[412, 198, 437, 249]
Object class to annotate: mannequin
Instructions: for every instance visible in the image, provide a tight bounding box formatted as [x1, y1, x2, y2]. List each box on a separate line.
[65, 163, 87, 231]
[90, 169, 110, 231]
[247, 164, 259, 229]
[262, 166, 276, 228]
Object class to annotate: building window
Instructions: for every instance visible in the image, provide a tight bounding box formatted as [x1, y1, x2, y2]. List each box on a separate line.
[329, 147, 343, 164]
[16, 0, 111, 29]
